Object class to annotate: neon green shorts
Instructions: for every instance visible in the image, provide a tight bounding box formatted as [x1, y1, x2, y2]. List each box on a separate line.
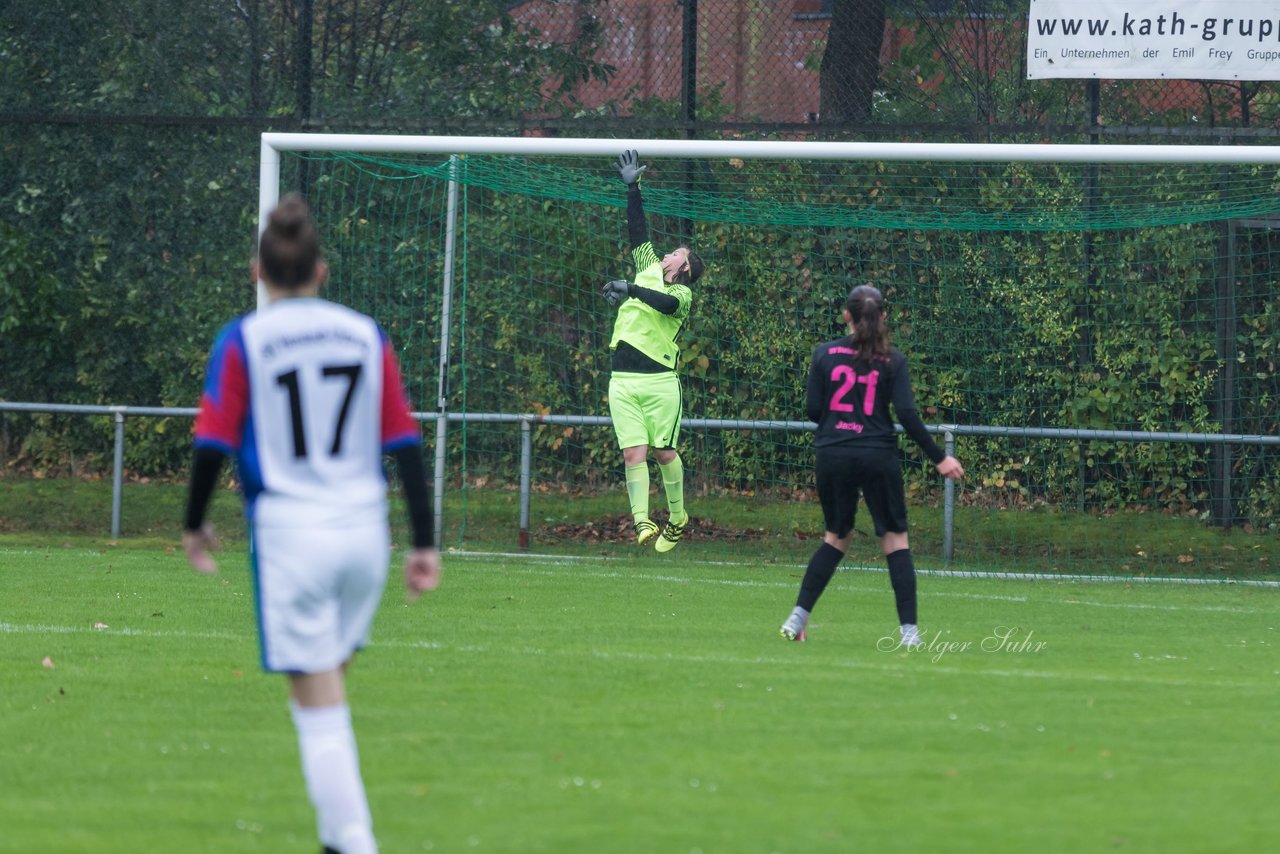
[608, 371, 683, 450]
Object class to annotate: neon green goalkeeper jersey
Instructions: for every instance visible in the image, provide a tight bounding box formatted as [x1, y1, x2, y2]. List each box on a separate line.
[609, 242, 693, 371]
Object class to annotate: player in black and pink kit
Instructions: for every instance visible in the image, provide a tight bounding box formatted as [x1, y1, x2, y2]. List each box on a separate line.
[780, 284, 963, 647]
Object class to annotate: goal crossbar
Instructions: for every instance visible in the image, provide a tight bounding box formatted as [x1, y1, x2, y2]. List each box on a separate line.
[260, 132, 1280, 164]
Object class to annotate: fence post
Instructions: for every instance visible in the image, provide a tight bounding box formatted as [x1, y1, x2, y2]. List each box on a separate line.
[519, 417, 533, 551]
[111, 409, 125, 540]
[943, 428, 955, 566]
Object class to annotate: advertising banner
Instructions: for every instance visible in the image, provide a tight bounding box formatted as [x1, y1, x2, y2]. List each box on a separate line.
[1027, 0, 1280, 80]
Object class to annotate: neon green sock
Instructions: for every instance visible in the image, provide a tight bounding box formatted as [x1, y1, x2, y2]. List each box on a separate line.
[658, 455, 687, 524]
[625, 463, 650, 523]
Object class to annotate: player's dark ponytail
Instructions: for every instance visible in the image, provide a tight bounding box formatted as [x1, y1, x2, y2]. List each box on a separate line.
[846, 283, 890, 358]
[258, 193, 321, 289]
[682, 249, 704, 285]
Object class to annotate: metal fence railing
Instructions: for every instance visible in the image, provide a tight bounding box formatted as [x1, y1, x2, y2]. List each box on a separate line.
[3, 401, 1277, 562]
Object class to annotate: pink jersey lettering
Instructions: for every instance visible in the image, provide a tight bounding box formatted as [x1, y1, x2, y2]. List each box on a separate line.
[858, 369, 880, 415]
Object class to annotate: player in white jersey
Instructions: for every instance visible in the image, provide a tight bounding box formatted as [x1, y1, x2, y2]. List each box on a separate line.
[182, 194, 440, 854]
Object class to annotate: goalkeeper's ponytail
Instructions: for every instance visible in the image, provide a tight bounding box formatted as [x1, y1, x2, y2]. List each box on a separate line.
[258, 193, 322, 289]
[846, 284, 890, 359]
[682, 249, 704, 285]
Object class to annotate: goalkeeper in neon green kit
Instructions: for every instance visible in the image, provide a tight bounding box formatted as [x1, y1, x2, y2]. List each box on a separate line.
[601, 150, 704, 552]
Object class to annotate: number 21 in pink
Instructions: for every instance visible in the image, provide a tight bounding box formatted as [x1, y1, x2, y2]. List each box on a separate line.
[829, 366, 879, 415]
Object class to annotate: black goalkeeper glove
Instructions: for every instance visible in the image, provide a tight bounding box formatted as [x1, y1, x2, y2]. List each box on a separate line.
[601, 279, 631, 307]
[615, 150, 647, 185]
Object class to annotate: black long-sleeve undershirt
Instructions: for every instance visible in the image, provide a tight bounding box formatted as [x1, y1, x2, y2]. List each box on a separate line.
[626, 283, 679, 314]
[626, 183, 648, 249]
[184, 446, 225, 531]
[389, 444, 434, 548]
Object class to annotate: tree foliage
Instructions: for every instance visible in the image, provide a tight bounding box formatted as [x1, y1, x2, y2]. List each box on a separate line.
[1, 0, 614, 119]
[0, 0, 614, 471]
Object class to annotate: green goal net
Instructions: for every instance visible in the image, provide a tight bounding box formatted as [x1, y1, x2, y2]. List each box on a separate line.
[270, 137, 1280, 577]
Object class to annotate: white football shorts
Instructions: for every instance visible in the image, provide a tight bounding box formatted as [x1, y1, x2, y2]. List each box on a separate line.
[251, 517, 391, 674]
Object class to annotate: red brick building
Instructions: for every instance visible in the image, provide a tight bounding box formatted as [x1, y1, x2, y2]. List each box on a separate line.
[511, 0, 837, 124]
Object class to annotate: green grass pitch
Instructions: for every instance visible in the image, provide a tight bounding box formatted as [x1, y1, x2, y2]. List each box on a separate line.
[2, 540, 1277, 852]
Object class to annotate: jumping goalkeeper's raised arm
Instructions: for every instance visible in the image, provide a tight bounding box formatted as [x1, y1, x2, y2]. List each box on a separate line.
[617, 150, 664, 288]
[608, 150, 695, 318]
[617, 149, 650, 253]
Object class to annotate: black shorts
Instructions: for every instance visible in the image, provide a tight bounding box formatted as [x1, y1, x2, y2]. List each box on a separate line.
[815, 448, 909, 538]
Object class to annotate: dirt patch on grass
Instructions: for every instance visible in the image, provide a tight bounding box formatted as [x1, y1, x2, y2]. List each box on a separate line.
[540, 513, 774, 544]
